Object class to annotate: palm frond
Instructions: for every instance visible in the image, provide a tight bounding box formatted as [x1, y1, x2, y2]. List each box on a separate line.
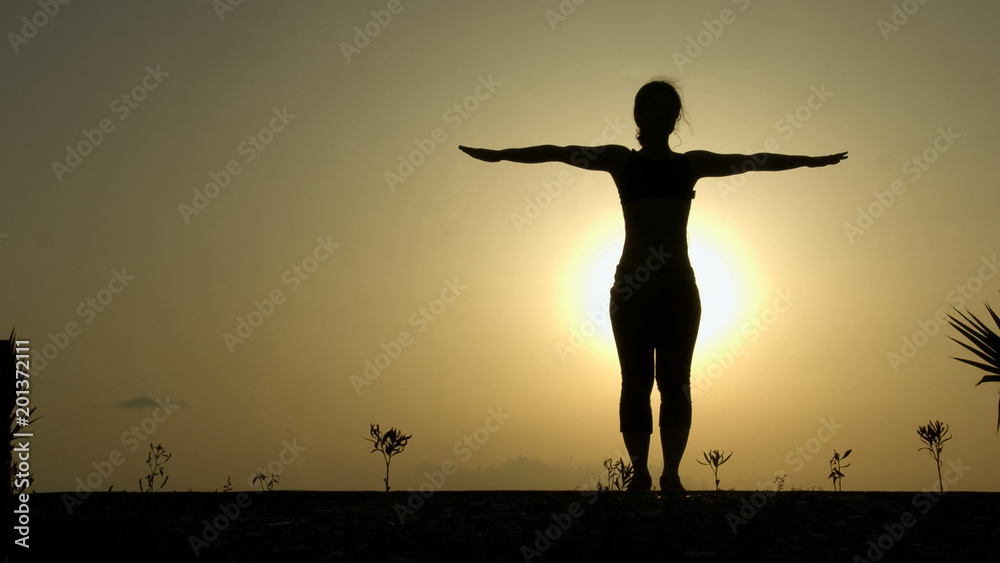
[948, 312, 1000, 365]
[948, 334, 1000, 369]
[996, 395, 1000, 434]
[950, 355, 1000, 376]
[950, 306, 1000, 349]
[948, 296, 1000, 432]
[985, 299, 1000, 329]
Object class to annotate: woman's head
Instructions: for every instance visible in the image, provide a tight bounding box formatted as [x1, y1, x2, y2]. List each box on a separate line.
[634, 79, 684, 148]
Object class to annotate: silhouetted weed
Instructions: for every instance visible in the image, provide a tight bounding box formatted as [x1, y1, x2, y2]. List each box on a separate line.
[139, 443, 171, 492]
[252, 470, 279, 492]
[697, 449, 733, 491]
[828, 449, 851, 491]
[598, 457, 634, 491]
[917, 420, 952, 491]
[363, 423, 411, 492]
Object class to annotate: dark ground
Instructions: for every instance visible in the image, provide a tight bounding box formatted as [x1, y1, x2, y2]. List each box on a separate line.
[10, 489, 1000, 562]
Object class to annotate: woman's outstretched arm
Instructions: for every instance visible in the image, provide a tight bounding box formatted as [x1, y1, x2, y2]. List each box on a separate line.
[686, 150, 848, 178]
[459, 144, 629, 172]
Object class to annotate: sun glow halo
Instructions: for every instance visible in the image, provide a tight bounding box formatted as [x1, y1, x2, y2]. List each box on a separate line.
[563, 218, 752, 361]
[687, 235, 740, 351]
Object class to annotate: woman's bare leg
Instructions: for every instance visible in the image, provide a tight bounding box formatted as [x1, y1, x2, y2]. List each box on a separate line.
[660, 425, 689, 490]
[623, 431, 652, 490]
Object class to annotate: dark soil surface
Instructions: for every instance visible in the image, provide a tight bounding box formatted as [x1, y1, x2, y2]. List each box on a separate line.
[12, 489, 1000, 562]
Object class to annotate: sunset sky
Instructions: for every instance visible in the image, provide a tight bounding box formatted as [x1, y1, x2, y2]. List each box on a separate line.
[3, 1, 999, 496]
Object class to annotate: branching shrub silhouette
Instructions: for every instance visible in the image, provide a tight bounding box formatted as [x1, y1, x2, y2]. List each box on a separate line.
[697, 449, 733, 491]
[772, 472, 787, 492]
[828, 449, 851, 491]
[598, 457, 634, 491]
[363, 423, 411, 492]
[252, 470, 279, 492]
[917, 420, 952, 492]
[139, 443, 171, 492]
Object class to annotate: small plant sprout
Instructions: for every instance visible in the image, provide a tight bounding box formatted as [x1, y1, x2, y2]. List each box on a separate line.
[947, 296, 1000, 432]
[697, 449, 733, 491]
[599, 457, 634, 491]
[828, 449, 852, 492]
[363, 423, 411, 492]
[139, 443, 171, 492]
[772, 472, 787, 492]
[222, 476, 232, 493]
[917, 420, 952, 492]
[252, 470, 279, 492]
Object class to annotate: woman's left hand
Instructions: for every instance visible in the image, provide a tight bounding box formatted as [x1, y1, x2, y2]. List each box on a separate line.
[459, 145, 502, 162]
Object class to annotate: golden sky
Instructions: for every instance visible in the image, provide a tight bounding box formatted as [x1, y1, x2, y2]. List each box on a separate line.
[3, 0, 999, 494]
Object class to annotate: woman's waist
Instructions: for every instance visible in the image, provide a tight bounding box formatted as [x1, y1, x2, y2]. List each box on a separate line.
[616, 243, 690, 272]
[614, 245, 694, 284]
[614, 264, 695, 284]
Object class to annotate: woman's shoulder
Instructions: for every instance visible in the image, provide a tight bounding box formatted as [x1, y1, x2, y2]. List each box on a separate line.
[599, 144, 633, 157]
[632, 148, 693, 164]
[677, 149, 718, 163]
[589, 144, 632, 171]
[632, 149, 697, 184]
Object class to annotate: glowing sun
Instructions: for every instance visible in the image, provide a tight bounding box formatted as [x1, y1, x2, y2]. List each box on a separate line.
[560, 214, 753, 360]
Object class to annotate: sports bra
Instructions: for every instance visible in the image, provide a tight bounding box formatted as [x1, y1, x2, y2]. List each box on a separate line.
[615, 150, 696, 204]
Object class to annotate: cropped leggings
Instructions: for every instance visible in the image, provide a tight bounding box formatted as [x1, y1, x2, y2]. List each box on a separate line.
[610, 267, 701, 433]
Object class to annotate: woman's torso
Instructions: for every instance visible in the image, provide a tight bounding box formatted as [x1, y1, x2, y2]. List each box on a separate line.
[610, 149, 696, 271]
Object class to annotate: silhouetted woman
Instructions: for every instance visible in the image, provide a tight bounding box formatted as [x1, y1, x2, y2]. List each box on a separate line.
[460, 79, 846, 491]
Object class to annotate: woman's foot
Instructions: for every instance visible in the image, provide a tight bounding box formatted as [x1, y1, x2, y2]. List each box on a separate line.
[628, 472, 652, 491]
[660, 474, 685, 492]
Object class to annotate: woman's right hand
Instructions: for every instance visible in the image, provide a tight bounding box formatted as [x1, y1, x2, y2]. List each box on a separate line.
[808, 152, 849, 167]
[459, 145, 502, 162]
